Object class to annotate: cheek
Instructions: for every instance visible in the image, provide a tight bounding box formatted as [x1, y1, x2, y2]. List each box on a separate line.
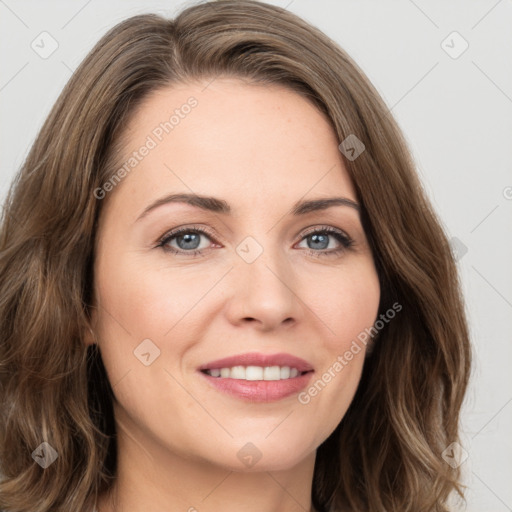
[95, 242, 380, 352]
[299, 259, 380, 428]
[94, 249, 208, 342]
[319, 259, 381, 349]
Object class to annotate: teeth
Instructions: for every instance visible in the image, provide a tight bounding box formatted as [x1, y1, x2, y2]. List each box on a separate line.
[246, 366, 263, 380]
[230, 366, 245, 379]
[263, 366, 280, 380]
[204, 365, 305, 380]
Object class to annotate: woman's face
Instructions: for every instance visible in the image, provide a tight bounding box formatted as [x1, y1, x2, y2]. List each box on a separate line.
[91, 78, 380, 472]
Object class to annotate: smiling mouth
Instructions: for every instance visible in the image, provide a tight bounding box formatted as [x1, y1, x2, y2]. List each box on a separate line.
[201, 365, 312, 381]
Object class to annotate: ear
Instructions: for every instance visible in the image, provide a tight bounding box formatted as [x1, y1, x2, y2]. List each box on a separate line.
[82, 305, 98, 347]
[83, 325, 96, 347]
[365, 332, 379, 356]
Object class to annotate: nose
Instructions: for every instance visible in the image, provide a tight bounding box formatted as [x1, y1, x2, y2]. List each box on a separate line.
[224, 243, 301, 332]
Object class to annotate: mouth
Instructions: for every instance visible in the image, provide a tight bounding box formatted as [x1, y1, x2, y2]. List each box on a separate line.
[197, 352, 314, 402]
[201, 366, 311, 380]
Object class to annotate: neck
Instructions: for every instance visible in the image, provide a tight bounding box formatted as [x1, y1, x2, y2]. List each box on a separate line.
[97, 411, 318, 512]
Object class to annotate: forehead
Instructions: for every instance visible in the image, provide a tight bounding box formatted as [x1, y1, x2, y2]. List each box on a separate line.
[104, 78, 357, 219]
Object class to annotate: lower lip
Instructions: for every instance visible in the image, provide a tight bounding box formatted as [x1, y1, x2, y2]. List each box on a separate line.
[199, 371, 314, 402]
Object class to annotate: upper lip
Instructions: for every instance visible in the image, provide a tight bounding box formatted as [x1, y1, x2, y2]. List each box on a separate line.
[199, 352, 314, 372]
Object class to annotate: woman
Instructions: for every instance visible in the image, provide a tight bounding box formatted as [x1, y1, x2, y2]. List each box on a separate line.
[0, 1, 471, 511]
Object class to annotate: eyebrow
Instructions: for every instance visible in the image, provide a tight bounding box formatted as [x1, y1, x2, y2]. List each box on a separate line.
[135, 193, 360, 222]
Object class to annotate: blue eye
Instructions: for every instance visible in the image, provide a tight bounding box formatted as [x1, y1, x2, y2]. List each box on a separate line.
[298, 226, 353, 257]
[157, 226, 215, 258]
[157, 225, 353, 258]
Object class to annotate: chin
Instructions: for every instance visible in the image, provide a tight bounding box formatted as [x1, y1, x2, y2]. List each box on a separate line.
[204, 439, 314, 473]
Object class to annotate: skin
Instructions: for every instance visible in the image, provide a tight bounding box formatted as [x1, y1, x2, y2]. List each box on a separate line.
[88, 78, 380, 512]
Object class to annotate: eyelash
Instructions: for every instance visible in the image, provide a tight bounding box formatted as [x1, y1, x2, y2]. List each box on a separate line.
[156, 224, 354, 259]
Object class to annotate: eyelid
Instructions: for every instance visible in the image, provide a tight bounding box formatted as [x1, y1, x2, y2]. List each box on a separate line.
[156, 223, 354, 256]
[299, 224, 350, 239]
[157, 223, 351, 242]
[156, 224, 221, 247]
[295, 225, 354, 254]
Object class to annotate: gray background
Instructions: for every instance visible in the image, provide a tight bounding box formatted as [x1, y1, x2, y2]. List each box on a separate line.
[1, 0, 511, 510]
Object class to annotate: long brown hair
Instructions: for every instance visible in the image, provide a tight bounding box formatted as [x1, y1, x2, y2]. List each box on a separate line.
[0, 1, 471, 510]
